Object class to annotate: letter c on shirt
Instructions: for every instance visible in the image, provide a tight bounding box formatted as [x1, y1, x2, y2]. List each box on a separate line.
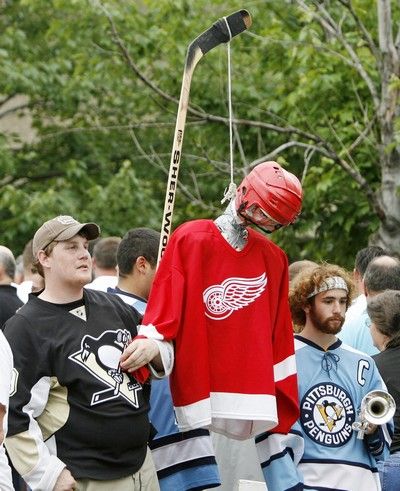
[357, 360, 370, 386]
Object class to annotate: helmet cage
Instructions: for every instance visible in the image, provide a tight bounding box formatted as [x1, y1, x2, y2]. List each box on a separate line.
[240, 203, 283, 233]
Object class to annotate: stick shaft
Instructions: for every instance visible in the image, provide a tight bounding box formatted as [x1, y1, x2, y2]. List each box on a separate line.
[157, 48, 202, 263]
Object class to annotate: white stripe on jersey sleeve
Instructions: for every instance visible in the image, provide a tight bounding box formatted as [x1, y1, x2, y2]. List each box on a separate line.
[152, 432, 215, 471]
[256, 431, 304, 467]
[6, 376, 66, 490]
[138, 323, 165, 340]
[273, 354, 296, 382]
[149, 340, 174, 378]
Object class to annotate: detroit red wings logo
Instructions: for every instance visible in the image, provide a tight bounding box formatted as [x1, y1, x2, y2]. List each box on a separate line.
[203, 273, 267, 320]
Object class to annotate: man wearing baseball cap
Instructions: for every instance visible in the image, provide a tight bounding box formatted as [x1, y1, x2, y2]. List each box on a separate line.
[4, 215, 172, 490]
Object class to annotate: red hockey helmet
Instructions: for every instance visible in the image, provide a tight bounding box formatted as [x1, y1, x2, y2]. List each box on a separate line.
[235, 161, 303, 227]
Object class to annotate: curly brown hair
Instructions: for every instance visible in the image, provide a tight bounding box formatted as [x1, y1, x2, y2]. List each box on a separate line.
[289, 262, 355, 329]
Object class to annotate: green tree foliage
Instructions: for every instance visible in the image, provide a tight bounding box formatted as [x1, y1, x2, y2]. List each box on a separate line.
[1, 0, 399, 267]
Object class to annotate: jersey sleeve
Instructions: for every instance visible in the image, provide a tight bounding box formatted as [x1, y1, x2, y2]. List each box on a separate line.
[140, 233, 186, 341]
[3, 315, 67, 490]
[271, 259, 299, 434]
[256, 424, 304, 490]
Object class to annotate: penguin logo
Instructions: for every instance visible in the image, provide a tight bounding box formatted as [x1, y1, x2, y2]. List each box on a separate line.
[69, 329, 142, 408]
[317, 400, 344, 432]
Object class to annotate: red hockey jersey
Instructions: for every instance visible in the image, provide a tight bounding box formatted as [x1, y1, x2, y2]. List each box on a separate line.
[141, 219, 299, 439]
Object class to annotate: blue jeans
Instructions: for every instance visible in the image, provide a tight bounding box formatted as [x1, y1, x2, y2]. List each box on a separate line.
[378, 451, 400, 491]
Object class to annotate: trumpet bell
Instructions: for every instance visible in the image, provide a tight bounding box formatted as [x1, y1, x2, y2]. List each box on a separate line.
[361, 390, 396, 426]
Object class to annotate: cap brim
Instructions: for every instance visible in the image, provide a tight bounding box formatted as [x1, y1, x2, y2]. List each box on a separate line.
[56, 222, 100, 242]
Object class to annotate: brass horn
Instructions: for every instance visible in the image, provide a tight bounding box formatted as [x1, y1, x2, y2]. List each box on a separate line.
[352, 390, 396, 439]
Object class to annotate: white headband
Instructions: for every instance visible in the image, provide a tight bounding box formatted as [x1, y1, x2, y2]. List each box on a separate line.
[307, 276, 349, 298]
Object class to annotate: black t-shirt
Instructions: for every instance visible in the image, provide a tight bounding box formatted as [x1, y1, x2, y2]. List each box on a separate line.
[4, 288, 151, 480]
[374, 346, 400, 453]
[0, 284, 23, 330]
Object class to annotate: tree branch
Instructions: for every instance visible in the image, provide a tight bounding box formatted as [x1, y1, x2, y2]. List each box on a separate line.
[104, 7, 179, 107]
[97, 0, 385, 221]
[0, 171, 65, 189]
[337, 0, 380, 61]
[250, 138, 385, 220]
[101, 4, 325, 146]
[0, 102, 31, 120]
[296, 0, 380, 111]
[346, 116, 376, 155]
[128, 128, 218, 212]
[247, 30, 377, 83]
[0, 93, 17, 107]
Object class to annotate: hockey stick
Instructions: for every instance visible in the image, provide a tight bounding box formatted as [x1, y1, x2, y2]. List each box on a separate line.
[157, 9, 252, 263]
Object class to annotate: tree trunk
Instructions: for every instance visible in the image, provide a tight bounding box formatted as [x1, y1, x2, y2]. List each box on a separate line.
[372, 152, 400, 256]
[371, 0, 400, 256]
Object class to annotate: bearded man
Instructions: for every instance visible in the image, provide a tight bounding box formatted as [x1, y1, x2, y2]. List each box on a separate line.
[256, 263, 393, 491]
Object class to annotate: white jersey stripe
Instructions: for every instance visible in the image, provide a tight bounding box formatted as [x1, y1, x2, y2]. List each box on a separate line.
[174, 392, 278, 439]
[256, 432, 304, 467]
[298, 462, 381, 490]
[138, 323, 165, 340]
[274, 354, 296, 382]
[151, 433, 215, 471]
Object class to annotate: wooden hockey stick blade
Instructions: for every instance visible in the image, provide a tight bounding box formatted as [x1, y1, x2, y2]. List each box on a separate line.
[157, 10, 252, 263]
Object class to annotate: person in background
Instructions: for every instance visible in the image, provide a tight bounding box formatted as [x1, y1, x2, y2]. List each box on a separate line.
[338, 246, 387, 349]
[109, 227, 221, 490]
[85, 236, 121, 292]
[0, 245, 23, 329]
[14, 255, 24, 285]
[4, 215, 171, 491]
[368, 290, 400, 490]
[288, 259, 318, 283]
[0, 330, 13, 491]
[257, 263, 392, 491]
[0, 247, 27, 491]
[16, 239, 45, 303]
[339, 255, 400, 355]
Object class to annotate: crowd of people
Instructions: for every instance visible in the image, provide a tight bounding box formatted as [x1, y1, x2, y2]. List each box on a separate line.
[1, 160, 400, 491]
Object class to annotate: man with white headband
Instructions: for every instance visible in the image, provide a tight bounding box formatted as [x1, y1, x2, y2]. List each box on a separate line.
[256, 263, 393, 491]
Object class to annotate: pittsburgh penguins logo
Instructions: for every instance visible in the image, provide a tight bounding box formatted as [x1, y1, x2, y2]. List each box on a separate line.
[69, 329, 142, 408]
[203, 273, 267, 320]
[301, 382, 355, 447]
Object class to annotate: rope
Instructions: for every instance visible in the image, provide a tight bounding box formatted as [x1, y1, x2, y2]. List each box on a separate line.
[221, 17, 237, 204]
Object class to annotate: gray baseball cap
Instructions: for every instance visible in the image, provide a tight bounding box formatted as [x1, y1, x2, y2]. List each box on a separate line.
[33, 215, 100, 257]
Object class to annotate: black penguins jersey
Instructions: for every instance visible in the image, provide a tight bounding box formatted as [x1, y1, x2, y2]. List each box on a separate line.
[4, 289, 150, 489]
